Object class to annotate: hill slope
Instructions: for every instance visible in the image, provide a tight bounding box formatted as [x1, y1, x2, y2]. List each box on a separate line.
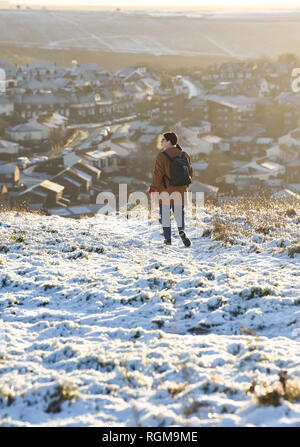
[0, 200, 299, 426]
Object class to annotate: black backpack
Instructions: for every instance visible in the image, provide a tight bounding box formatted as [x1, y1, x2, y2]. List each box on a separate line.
[161, 150, 192, 187]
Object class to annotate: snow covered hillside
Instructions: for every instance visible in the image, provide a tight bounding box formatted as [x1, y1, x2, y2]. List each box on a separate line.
[0, 198, 299, 427]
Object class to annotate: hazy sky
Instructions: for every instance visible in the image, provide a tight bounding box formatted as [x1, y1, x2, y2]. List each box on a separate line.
[9, 0, 300, 9]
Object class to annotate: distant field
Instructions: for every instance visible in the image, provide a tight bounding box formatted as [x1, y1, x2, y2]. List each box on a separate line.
[1, 9, 300, 71]
[0, 44, 239, 73]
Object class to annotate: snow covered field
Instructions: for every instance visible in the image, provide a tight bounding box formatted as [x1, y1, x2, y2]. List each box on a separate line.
[0, 198, 299, 427]
[1, 9, 300, 59]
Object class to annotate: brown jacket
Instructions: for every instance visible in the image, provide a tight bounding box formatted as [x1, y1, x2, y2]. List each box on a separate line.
[150, 145, 193, 205]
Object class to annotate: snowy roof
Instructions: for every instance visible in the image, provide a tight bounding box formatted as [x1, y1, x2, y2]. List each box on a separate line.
[189, 181, 219, 195]
[200, 134, 222, 144]
[10, 122, 45, 133]
[67, 205, 95, 214]
[116, 141, 137, 150]
[20, 93, 70, 105]
[184, 97, 205, 108]
[73, 63, 109, 74]
[86, 150, 118, 159]
[114, 66, 138, 78]
[260, 161, 285, 171]
[275, 92, 300, 106]
[63, 176, 82, 188]
[256, 137, 274, 144]
[207, 94, 258, 108]
[40, 113, 68, 128]
[48, 204, 105, 217]
[286, 183, 300, 193]
[0, 139, 19, 148]
[0, 95, 13, 105]
[0, 59, 15, 72]
[40, 180, 64, 194]
[32, 189, 48, 198]
[271, 188, 300, 200]
[229, 161, 270, 174]
[129, 121, 164, 134]
[192, 161, 208, 170]
[138, 134, 155, 144]
[232, 136, 253, 143]
[71, 168, 92, 183]
[47, 207, 72, 216]
[74, 160, 101, 175]
[0, 165, 18, 174]
[27, 61, 56, 70]
[96, 141, 129, 157]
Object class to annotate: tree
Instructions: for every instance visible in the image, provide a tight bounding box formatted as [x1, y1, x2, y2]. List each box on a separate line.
[205, 147, 233, 184]
[160, 73, 173, 91]
[49, 128, 65, 151]
[277, 53, 300, 65]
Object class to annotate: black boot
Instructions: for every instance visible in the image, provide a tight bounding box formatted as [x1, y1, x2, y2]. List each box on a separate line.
[164, 238, 172, 245]
[179, 230, 191, 247]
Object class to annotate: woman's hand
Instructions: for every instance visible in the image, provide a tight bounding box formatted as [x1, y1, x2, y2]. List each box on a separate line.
[148, 188, 156, 200]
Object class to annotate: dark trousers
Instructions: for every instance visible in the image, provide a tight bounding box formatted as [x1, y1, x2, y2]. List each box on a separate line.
[159, 203, 184, 240]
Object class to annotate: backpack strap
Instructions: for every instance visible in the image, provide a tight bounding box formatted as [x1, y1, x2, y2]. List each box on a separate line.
[161, 151, 172, 188]
[162, 151, 173, 162]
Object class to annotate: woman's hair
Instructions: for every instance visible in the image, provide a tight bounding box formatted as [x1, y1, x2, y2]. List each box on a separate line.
[163, 131, 182, 150]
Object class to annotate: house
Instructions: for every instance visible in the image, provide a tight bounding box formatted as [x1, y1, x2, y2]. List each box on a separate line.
[284, 159, 300, 183]
[0, 139, 23, 159]
[286, 183, 300, 194]
[0, 165, 20, 187]
[38, 112, 68, 132]
[15, 179, 68, 209]
[196, 134, 225, 157]
[83, 148, 122, 173]
[0, 95, 14, 116]
[25, 61, 57, 76]
[255, 137, 274, 154]
[237, 122, 266, 141]
[258, 78, 271, 97]
[276, 127, 300, 162]
[160, 93, 187, 124]
[47, 203, 105, 219]
[274, 92, 300, 130]
[206, 95, 257, 137]
[72, 63, 109, 76]
[70, 93, 97, 120]
[266, 144, 281, 161]
[51, 170, 84, 201]
[50, 160, 102, 202]
[14, 92, 72, 119]
[189, 181, 219, 197]
[20, 77, 70, 94]
[230, 136, 254, 159]
[128, 121, 164, 142]
[72, 160, 101, 183]
[220, 160, 285, 188]
[6, 119, 48, 142]
[0, 59, 17, 78]
[113, 66, 144, 82]
[191, 161, 209, 178]
[184, 97, 209, 122]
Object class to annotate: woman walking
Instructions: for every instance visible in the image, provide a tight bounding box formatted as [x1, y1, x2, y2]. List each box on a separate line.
[148, 131, 193, 246]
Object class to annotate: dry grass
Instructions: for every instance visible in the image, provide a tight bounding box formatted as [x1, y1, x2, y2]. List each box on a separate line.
[249, 371, 300, 407]
[206, 195, 300, 248]
[0, 385, 15, 407]
[45, 382, 80, 414]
